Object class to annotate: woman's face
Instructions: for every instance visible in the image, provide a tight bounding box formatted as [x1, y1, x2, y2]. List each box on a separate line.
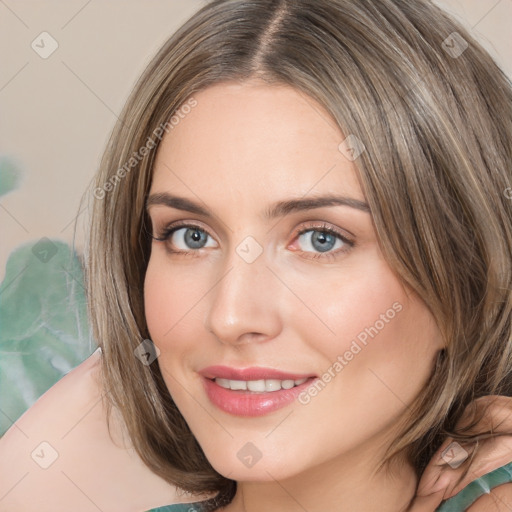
[144, 80, 443, 481]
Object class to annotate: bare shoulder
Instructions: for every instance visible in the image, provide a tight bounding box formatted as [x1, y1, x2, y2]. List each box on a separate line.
[0, 349, 206, 512]
[466, 483, 512, 511]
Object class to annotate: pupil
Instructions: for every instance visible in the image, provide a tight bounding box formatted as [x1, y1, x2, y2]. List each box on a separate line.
[312, 231, 335, 252]
[186, 228, 205, 248]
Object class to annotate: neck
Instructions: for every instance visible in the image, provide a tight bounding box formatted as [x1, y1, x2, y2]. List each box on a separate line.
[223, 444, 418, 512]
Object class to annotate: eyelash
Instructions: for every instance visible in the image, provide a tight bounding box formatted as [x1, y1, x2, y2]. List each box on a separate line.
[152, 221, 355, 261]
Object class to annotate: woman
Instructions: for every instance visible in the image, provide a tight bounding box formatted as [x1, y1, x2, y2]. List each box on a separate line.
[1, 0, 511, 510]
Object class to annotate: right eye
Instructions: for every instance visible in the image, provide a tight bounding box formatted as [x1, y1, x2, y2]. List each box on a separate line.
[153, 223, 218, 254]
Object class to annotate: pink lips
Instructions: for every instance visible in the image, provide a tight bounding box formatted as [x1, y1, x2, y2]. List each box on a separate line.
[199, 365, 317, 417]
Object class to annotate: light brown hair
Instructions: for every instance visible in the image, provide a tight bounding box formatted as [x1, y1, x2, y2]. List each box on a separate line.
[85, 0, 512, 508]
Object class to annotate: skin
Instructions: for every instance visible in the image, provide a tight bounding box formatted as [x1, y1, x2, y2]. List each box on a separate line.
[144, 79, 446, 512]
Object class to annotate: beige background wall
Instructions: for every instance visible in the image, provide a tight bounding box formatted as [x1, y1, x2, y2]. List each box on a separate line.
[1, 0, 511, 281]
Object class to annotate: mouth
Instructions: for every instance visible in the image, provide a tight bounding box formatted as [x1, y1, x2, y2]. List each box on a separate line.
[199, 365, 318, 416]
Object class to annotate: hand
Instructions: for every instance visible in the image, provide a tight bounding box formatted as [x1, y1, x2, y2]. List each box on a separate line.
[409, 395, 512, 511]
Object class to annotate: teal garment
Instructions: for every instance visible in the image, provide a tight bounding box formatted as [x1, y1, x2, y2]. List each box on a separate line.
[146, 462, 512, 512]
[435, 461, 512, 511]
[145, 503, 206, 511]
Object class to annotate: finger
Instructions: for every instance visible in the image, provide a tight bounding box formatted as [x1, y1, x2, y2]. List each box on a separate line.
[408, 487, 446, 512]
[421, 437, 512, 500]
[417, 467, 453, 498]
[458, 396, 512, 434]
[419, 396, 512, 502]
[417, 436, 459, 496]
[446, 447, 512, 499]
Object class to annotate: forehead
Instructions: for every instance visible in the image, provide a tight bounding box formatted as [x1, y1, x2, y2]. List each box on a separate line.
[151, 80, 365, 208]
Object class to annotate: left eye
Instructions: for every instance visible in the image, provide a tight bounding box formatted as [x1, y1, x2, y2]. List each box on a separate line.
[296, 228, 349, 254]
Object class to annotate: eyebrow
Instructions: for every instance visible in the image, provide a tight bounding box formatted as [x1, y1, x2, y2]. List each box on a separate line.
[146, 192, 371, 219]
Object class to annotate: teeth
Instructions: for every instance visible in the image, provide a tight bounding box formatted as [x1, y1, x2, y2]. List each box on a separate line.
[214, 377, 309, 392]
[265, 379, 282, 391]
[281, 379, 295, 389]
[247, 380, 266, 392]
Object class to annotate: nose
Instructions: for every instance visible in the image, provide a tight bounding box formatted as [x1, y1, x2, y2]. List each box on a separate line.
[204, 244, 283, 347]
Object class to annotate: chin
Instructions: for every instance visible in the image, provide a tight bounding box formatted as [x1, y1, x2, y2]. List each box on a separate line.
[195, 437, 314, 483]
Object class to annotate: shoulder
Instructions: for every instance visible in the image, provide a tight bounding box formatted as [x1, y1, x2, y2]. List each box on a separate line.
[0, 348, 205, 512]
[466, 483, 512, 511]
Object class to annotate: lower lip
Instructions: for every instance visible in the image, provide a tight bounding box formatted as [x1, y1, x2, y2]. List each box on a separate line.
[202, 377, 317, 416]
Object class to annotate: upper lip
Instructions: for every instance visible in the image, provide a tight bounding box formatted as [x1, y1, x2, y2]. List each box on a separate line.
[199, 365, 316, 381]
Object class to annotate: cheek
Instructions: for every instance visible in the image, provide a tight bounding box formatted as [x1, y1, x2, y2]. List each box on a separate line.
[144, 260, 174, 343]
[144, 256, 206, 396]
[292, 248, 411, 364]
[296, 251, 441, 416]
[144, 253, 208, 343]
